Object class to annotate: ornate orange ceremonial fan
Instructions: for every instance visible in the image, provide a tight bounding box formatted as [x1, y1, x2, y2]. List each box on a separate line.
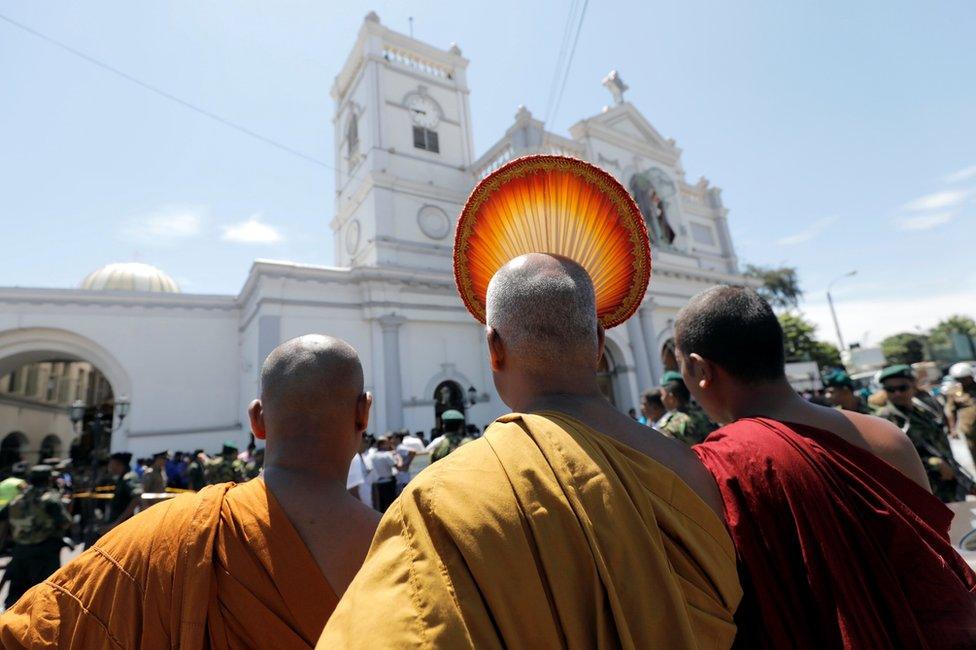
[453, 155, 651, 328]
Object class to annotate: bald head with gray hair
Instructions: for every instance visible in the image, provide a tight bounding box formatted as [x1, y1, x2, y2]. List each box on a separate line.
[486, 253, 599, 368]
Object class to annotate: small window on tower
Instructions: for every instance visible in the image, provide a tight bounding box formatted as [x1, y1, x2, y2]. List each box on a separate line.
[346, 114, 359, 160]
[413, 126, 439, 153]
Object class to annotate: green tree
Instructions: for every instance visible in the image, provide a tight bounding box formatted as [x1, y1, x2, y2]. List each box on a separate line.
[880, 332, 928, 365]
[929, 315, 976, 348]
[744, 265, 803, 311]
[778, 313, 842, 370]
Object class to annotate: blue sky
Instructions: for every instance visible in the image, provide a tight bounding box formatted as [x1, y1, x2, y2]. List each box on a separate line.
[1, 1, 973, 345]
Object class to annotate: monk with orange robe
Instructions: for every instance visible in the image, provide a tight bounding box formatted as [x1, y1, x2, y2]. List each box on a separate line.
[677, 286, 976, 648]
[0, 335, 380, 649]
[320, 254, 742, 648]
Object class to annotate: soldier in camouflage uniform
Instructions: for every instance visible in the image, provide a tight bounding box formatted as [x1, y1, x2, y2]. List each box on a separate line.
[204, 441, 247, 485]
[187, 449, 207, 490]
[0, 465, 71, 607]
[245, 448, 265, 480]
[430, 410, 473, 463]
[945, 362, 976, 458]
[823, 370, 873, 414]
[874, 365, 960, 502]
[657, 371, 709, 445]
[104, 452, 143, 529]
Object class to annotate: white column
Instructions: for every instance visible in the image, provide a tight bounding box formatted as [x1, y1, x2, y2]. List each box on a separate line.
[625, 316, 653, 392]
[379, 314, 406, 430]
[638, 307, 662, 385]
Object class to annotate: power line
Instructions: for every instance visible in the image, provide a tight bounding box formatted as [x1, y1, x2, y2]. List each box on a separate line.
[543, 0, 581, 124]
[546, 0, 589, 127]
[0, 12, 334, 171]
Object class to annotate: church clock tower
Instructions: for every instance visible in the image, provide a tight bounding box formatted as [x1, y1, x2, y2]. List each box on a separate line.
[330, 12, 476, 271]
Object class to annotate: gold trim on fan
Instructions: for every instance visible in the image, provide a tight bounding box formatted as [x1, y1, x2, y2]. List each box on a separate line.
[453, 155, 651, 328]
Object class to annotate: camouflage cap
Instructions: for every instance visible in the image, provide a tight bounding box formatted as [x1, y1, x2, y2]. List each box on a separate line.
[878, 364, 913, 383]
[441, 409, 466, 421]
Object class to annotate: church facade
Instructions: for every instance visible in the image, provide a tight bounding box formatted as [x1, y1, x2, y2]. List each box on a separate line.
[0, 13, 749, 461]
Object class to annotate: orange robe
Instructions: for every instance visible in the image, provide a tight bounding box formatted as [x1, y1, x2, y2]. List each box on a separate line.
[320, 412, 742, 649]
[0, 478, 336, 649]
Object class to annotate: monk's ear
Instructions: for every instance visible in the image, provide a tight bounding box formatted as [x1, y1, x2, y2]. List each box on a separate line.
[688, 353, 713, 390]
[355, 392, 372, 433]
[248, 399, 267, 441]
[487, 327, 505, 372]
[595, 324, 606, 365]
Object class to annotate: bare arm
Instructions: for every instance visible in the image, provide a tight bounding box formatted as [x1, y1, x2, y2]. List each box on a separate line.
[846, 411, 932, 492]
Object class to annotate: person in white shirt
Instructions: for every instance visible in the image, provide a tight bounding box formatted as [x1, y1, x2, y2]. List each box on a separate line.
[370, 436, 398, 512]
[354, 435, 376, 509]
[346, 453, 364, 501]
[395, 430, 430, 490]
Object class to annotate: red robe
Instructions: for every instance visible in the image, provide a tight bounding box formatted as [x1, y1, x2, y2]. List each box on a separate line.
[695, 417, 976, 649]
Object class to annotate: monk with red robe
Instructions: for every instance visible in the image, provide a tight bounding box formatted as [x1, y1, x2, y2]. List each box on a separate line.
[676, 285, 976, 648]
[0, 335, 379, 649]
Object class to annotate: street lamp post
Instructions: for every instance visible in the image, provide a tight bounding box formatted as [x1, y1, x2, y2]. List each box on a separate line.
[467, 385, 478, 406]
[827, 270, 857, 352]
[68, 400, 86, 434]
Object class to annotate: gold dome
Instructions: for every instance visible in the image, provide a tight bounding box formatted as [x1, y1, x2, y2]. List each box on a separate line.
[80, 263, 180, 293]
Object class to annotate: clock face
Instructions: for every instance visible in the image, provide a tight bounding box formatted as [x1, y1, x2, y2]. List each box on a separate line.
[405, 94, 440, 129]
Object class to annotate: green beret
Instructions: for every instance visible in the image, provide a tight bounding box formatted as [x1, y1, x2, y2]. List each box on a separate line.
[878, 364, 913, 383]
[660, 371, 684, 386]
[823, 371, 854, 389]
[441, 409, 465, 422]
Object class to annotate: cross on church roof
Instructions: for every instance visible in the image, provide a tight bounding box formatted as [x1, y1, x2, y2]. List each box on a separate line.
[601, 70, 628, 106]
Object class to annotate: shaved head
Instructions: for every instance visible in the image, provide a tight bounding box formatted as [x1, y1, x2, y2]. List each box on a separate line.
[486, 253, 599, 366]
[260, 334, 363, 414]
[252, 335, 369, 475]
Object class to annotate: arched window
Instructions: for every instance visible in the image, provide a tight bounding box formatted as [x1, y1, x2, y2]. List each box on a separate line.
[39, 434, 62, 462]
[629, 171, 676, 246]
[0, 431, 28, 470]
[433, 381, 466, 430]
[661, 338, 678, 372]
[596, 350, 617, 407]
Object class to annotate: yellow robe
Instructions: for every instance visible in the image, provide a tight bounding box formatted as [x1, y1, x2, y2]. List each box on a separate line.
[0, 478, 336, 649]
[320, 412, 741, 649]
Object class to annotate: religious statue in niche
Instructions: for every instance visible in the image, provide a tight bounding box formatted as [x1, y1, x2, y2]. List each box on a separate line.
[433, 381, 466, 430]
[629, 171, 676, 246]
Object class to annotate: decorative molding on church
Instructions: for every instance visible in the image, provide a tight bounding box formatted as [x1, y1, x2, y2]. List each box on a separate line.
[0, 287, 236, 312]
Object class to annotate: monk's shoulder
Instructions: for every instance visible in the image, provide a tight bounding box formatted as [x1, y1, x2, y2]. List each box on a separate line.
[842, 410, 930, 490]
[91, 489, 217, 585]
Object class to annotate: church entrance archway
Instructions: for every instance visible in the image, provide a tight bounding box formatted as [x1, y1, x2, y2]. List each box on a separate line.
[0, 328, 130, 473]
[433, 380, 466, 431]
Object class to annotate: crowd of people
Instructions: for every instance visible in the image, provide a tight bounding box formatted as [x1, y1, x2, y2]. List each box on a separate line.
[0, 258, 973, 647]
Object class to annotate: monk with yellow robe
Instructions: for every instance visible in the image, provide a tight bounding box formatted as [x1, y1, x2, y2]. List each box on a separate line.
[0, 335, 380, 649]
[320, 254, 741, 648]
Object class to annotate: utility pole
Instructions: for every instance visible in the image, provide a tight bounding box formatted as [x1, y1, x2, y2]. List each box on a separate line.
[827, 270, 857, 351]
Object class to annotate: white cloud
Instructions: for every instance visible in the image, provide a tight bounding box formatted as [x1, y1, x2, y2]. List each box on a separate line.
[804, 290, 976, 348]
[945, 165, 976, 184]
[221, 215, 284, 244]
[775, 215, 839, 246]
[902, 189, 971, 212]
[895, 211, 956, 231]
[125, 209, 202, 242]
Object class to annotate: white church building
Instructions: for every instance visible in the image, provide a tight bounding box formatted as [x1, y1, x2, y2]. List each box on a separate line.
[0, 13, 749, 462]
